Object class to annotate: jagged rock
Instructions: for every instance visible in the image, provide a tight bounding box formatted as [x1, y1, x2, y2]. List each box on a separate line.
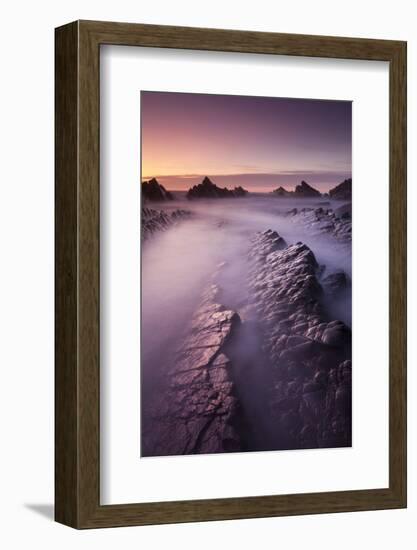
[246, 230, 351, 449]
[141, 284, 245, 456]
[187, 177, 248, 199]
[142, 177, 174, 201]
[141, 207, 191, 241]
[334, 202, 352, 219]
[248, 229, 287, 263]
[285, 206, 351, 243]
[272, 186, 292, 197]
[272, 181, 321, 198]
[233, 185, 249, 197]
[329, 178, 352, 200]
[285, 207, 298, 216]
[321, 271, 350, 297]
[142, 224, 351, 455]
[321, 321, 350, 347]
[294, 180, 321, 197]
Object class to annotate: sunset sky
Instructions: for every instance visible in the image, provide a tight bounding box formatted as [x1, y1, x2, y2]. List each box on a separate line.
[141, 91, 352, 193]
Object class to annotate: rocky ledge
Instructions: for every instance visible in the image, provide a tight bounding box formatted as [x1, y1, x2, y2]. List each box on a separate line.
[245, 230, 352, 449]
[285, 205, 352, 243]
[142, 228, 352, 455]
[141, 207, 191, 241]
[142, 284, 244, 456]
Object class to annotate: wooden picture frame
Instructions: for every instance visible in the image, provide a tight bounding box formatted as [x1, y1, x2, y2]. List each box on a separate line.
[55, 20, 407, 528]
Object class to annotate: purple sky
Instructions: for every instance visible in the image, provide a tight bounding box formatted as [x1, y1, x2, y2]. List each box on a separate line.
[141, 91, 352, 192]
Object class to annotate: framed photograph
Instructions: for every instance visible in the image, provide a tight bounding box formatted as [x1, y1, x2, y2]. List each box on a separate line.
[55, 20, 406, 528]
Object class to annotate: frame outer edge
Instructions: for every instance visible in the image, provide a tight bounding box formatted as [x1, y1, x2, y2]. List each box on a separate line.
[55, 19, 408, 528]
[55, 21, 80, 528]
[77, 19, 101, 528]
[389, 41, 407, 507]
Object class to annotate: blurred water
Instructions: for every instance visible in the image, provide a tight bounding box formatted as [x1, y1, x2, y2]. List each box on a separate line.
[141, 195, 351, 393]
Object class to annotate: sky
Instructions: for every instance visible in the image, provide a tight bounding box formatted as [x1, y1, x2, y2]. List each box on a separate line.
[141, 91, 352, 193]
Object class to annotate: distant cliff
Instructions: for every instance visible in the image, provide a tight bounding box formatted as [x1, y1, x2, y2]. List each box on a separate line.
[272, 180, 321, 198]
[329, 178, 352, 200]
[142, 178, 174, 201]
[187, 177, 248, 199]
[272, 186, 292, 197]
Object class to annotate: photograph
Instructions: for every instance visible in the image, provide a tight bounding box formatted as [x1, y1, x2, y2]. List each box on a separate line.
[140, 91, 352, 457]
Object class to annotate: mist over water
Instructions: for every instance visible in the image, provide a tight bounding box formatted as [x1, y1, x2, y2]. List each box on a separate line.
[141, 195, 352, 442]
[141, 218, 228, 389]
[142, 194, 351, 355]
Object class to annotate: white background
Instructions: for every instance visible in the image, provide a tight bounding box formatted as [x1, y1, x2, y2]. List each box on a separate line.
[0, 0, 415, 548]
[101, 47, 389, 504]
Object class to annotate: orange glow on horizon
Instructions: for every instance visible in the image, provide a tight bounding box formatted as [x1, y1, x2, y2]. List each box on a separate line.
[141, 91, 352, 194]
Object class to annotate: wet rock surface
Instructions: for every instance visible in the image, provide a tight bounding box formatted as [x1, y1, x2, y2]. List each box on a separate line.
[285, 205, 352, 243]
[322, 270, 351, 298]
[141, 207, 191, 241]
[242, 231, 352, 449]
[142, 225, 352, 455]
[141, 284, 245, 456]
[334, 202, 352, 219]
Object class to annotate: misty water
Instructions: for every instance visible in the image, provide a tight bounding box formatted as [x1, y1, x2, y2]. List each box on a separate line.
[141, 194, 352, 451]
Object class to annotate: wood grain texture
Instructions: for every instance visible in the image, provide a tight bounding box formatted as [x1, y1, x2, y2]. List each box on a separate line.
[388, 41, 407, 504]
[55, 21, 79, 527]
[55, 20, 407, 529]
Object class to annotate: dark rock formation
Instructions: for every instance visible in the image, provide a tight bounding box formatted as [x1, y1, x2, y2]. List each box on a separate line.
[321, 271, 351, 298]
[233, 185, 249, 197]
[285, 206, 351, 243]
[272, 181, 321, 198]
[247, 229, 287, 262]
[294, 180, 321, 197]
[141, 284, 245, 456]
[245, 231, 352, 449]
[329, 178, 352, 200]
[142, 178, 174, 201]
[272, 186, 292, 197]
[187, 176, 248, 199]
[141, 207, 191, 241]
[333, 202, 352, 219]
[141, 223, 351, 455]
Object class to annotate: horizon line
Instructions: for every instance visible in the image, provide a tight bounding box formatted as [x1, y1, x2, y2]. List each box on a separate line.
[141, 172, 352, 193]
[142, 170, 352, 179]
